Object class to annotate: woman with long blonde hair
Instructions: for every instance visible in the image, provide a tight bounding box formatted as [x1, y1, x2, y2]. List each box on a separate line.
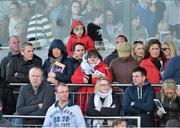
[162, 40, 177, 69]
[131, 41, 145, 62]
[156, 79, 180, 127]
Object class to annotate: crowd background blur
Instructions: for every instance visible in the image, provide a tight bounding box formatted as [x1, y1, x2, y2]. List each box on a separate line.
[0, 1, 180, 127]
[0, 0, 179, 50]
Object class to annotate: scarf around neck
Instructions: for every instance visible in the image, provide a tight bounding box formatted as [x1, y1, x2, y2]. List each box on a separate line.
[80, 54, 101, 74]
[50, 56, 63, 68]
[94, 88, 113, 108]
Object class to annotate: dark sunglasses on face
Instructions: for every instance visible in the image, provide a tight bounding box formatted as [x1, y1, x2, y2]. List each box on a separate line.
[162, 48, 170, 51]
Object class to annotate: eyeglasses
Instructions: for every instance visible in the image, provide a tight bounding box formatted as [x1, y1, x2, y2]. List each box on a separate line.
[162, 48, 170, 51]
[56, 91, 69, 93]
[99, 83, 109, 86]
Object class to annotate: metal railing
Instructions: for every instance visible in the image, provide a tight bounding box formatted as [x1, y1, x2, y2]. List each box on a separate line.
[9, 83, 164, 87]
[3, 115, 141, 127]
[9, 83, 164, 95]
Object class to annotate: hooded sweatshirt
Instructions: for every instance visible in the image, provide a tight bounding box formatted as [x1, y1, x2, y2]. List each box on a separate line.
[66, 20, 95, 57]
[122, 82, 155, 127]
[43, 39, 74, 83]
[43, 100, 86, 128]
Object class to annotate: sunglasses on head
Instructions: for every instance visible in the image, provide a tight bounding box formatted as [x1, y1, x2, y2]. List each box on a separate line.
[133, 41, 144, 44]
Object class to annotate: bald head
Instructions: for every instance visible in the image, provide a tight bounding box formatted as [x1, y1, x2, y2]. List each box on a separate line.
[29, 67, 43, 88]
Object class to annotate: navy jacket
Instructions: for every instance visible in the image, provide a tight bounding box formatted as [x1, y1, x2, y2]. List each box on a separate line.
[163, 56, 180, 84]
[43, 39, 73, 83]
[122, 83, 155, 127]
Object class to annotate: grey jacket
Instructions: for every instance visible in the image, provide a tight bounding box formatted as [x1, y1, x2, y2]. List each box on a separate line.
[16, 81, 55, 116]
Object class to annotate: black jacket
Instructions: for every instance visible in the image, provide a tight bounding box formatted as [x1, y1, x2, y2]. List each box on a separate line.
[0, 52, 20, 80]
[86, 93, 122, 116]
[156, 94, 180, 126]
[6, 54, 42, 83]
[104, 50, 118, 66]
[0, 78, 16, 114]
[87, 23, 103, 41]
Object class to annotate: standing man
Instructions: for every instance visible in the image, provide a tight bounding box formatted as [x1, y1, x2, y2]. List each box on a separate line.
[122, 66, 155, 127]
[13, 66, 55, 126]
[109, 42, 139, 84]
[6, 42, 42, 83]
[0, 35, 20, 80]
[43, 82, 86, 128]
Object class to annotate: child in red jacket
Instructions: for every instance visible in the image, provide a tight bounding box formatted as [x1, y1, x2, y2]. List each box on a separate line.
[66, 20, 95, 57]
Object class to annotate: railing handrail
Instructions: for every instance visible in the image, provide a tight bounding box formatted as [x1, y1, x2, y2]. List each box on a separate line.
[3, 115, 141, 127]
[9, 83, 166, 87]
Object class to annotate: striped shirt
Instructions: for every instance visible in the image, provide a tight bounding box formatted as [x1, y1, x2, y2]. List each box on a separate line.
[27, 13, 53, 47]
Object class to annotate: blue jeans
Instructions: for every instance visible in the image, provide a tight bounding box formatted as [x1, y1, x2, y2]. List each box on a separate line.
[11, 112, 24, 127]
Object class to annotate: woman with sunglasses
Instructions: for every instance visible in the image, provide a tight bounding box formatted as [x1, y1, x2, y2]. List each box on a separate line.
[71, 49, 112, 115]
[161, 41, 177, 70]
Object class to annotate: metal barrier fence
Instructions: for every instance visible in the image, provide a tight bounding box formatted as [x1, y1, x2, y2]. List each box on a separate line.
[6, 83, 165, 127]
[3, 115, 141, 127]
[10, 82, 164, 94]
[9, 83, 164, 87]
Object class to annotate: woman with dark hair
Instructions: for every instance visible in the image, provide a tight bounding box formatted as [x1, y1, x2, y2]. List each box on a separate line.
[71, 49, 112, 115]
[43, 39, 74, 84]
[140, 39, 164, 93]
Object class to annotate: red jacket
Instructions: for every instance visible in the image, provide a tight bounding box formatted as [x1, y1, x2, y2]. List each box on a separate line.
[140, 57, 161, 93]
[66, 20, 95, 57]
[71, 60, 112, 114]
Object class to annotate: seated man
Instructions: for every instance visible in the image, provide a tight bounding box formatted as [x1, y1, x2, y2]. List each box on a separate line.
[122, 66, 155, 127]
[43, 82, 86, 127]
[12, 67, 55, 126]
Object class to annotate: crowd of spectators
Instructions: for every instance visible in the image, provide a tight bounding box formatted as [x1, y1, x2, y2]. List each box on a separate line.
[0, 0, 179, 47]
[0, 0, 180, 127]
